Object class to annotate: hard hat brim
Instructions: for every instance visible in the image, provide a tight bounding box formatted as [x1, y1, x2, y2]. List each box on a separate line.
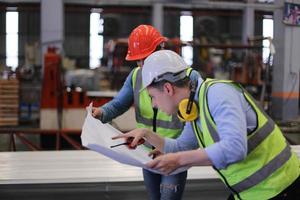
[126, 37, 167, 61]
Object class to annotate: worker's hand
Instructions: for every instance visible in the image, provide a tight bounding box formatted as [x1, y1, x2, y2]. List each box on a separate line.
[148, 148, 163, 158]
[146, 153, 181, 175]
[112, 128, 149, 148]
[91, 107, 102, 118]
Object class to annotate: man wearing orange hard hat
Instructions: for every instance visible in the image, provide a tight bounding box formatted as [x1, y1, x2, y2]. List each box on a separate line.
[92, 25, 200, 200]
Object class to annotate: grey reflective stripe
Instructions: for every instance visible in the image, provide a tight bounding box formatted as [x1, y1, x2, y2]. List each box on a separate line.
[135, 114, 182, 129]
[204, 109, 220, 142]
[134, 69, 182, 129]
[247, 119, 275, 153]
[133, 69, 141, 113]
[231, 144, 292, 193]
[240, 88, 276, 154]
[242, 87, 268, 119]
[202, 80, 220, 142]
[240, 86, 268, 120]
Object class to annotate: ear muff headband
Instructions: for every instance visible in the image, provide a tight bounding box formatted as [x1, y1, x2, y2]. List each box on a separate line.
[177, 81, 198, 122]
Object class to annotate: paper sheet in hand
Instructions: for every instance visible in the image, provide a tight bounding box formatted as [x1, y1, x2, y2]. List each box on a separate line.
[81, 103, 189, 175]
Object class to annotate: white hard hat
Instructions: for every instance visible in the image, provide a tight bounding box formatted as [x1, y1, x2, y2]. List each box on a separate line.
[141, 50, 188, 90]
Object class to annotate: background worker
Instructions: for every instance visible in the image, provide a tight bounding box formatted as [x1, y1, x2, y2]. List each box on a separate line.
[113, 50, 300, 200]
[91, 25, 200, 200]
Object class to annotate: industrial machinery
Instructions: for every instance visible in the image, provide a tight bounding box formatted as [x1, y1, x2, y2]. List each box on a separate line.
[39, 46, 135, 150]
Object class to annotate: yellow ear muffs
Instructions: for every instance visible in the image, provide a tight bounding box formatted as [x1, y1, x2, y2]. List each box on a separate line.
[177, 99, 198, 122]
[177, 80, 198, 122]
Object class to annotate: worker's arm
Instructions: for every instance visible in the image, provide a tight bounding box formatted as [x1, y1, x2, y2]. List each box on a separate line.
[96, 70, 135, 123]
[146, 149, 212, 175]
[112, 123, 199, 153]
[163, 121, 199, 153]
[189, 69, 201, 82]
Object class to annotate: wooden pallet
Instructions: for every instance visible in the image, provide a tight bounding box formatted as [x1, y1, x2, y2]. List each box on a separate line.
[0, 79, 19, 126]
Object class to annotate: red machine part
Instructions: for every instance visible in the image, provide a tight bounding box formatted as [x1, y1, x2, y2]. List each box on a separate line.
[63, 90, 112, 108]
[41, 47, 112, 109]
[41, 47, 62, 108]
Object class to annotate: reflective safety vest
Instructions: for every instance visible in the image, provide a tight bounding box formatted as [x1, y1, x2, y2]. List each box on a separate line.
[192, 79, 300, 200]
[132, 67, 193, 138]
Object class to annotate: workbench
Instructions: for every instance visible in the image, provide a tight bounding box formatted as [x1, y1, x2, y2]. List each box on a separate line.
[0, 146, 299, 200]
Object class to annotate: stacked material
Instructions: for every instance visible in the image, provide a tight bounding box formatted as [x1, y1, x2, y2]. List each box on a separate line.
[0, 79, 19, 126]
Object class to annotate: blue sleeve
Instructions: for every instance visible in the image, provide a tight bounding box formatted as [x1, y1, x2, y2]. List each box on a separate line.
[164, 122, 199, 153]
[204, 84, 248, 169]
[100, 70, 134, 123]
[189, 69, 200, 82]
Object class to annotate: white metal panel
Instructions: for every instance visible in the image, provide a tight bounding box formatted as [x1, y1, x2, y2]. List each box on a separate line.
[0, 146, 299, 185]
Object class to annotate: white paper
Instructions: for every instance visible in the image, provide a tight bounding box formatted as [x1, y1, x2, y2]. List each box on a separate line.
[81, 102, 189, 175]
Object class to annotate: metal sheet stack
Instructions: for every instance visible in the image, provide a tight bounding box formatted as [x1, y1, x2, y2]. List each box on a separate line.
[0, 79, 19, 126]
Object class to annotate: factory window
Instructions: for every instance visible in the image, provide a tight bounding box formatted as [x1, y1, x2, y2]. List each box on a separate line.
[180, 13, 193, 66]
[89, 11, 103, 69]
[6, 11, 18, 70]
[262, 18, 273, 63]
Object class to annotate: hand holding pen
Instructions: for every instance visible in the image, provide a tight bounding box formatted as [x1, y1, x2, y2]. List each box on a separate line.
[111, 137, 145, 149]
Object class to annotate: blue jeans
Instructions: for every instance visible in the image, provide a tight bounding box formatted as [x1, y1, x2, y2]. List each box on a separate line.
[142, 168, 187, 200]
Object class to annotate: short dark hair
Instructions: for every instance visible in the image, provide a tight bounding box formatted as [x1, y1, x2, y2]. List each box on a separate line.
[149, 76, 190, 91]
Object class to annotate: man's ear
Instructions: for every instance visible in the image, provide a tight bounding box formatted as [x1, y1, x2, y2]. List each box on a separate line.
[163, 82, 174, 96]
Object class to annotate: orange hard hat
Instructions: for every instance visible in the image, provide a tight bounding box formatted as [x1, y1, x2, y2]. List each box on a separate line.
[126, 25, 167, 61]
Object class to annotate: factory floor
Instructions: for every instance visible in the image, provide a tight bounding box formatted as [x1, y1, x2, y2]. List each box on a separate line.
[0, 150, 230, 200]
[1, 180, 228, 200]
[1, 147, 300, 200]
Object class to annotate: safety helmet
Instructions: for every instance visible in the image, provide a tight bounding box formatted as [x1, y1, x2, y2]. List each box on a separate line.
[126, 25, 167, 61]
[141, 50, 188, 90]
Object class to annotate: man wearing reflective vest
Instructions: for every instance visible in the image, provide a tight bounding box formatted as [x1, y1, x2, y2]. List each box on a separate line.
[113, 50, 300, 200]
[91, 25, 200, 200]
